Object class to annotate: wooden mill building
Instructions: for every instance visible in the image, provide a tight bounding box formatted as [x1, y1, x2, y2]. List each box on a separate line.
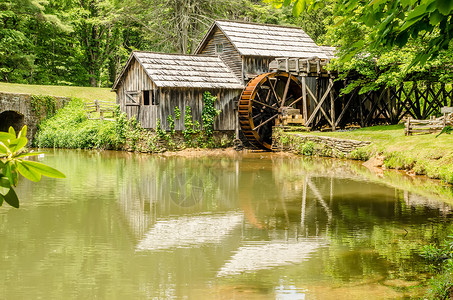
[113, 20, 331, 131]
[195, 20, 328, 83]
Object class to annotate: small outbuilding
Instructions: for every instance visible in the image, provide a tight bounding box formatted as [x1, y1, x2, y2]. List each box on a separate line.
[112, 51, 243, 130]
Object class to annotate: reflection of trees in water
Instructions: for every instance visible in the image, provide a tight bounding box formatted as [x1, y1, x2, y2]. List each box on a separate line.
[239, 157, 453, 280]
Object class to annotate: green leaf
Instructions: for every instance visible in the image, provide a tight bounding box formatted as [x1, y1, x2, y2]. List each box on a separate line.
[0, 193, 3, 207]
[4, 164, 17, 186]
[15, 152, 45, 158]
[11, 137, 27, 153]
[8, 126, 15, 137]
[283, 0, 291, 7]
[3, 187, 19, 208]
[0, 132, 15, 142]
[436, 0, 453, 15]
[429, 10, 444, 26]
[16, 161, 42, 182]
[292, 0, 305, 16]
[0, 176, 11, 188]
[17, 125, 27, 139]
[0, 142, 9, 155]
[19, 160, 66, 178]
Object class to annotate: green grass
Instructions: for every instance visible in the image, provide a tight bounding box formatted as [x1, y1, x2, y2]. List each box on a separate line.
[290, 124, 453, 183]
[0, 82, 116, 102]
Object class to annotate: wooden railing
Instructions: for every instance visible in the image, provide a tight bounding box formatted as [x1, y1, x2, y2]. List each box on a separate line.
[405, 107, 453, 135]
[85, 100, 116, 120]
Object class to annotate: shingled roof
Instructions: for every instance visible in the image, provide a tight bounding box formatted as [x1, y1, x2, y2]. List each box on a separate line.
[195, 20, 328, 59]
[112, 51, 244, 90]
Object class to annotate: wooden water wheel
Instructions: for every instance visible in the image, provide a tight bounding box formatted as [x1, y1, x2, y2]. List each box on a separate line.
[238, 72, 303, 150]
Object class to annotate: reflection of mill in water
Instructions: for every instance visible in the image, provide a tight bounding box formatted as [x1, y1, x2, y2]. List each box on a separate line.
[117, 157, 335, 277]
[116, 156, 451, 277]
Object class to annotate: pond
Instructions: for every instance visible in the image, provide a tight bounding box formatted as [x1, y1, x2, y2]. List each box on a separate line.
[1, 149, 453, 299]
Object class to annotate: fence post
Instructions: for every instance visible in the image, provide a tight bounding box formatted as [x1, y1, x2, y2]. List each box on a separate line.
[406, 117, 411, 136]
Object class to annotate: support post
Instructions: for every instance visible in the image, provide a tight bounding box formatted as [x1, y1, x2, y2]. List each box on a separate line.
[329, 77, 336, 131]
[302, 76, 308, 121]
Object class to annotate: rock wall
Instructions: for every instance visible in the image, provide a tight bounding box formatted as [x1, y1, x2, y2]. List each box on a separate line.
[0, 92, 69, 143]
[272, 127, 371, 157]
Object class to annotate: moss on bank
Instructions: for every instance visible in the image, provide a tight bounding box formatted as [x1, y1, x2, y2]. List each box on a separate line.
[281, 124, 453, 184]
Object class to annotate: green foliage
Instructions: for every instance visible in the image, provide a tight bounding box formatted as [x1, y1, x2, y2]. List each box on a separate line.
[182, 106, 200, 147]
[30, 95, 57, 119]
[174, 106, 181, 121]
[155, 119, 168, 140]
[436, 125, 453, 138]
[301, 141, 315, 156]
[420, 235, 453, 299]
[269, 0, 453, 94]
[167, 115, 175, 135]
[0, 125, 65, 208]
[201, 91, 221, 143]
[348, 147, 370, 161]
[34, 98, 127, 149]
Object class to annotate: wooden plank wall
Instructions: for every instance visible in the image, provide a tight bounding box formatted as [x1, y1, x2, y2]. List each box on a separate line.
[242, 57, 274, 79]
[157, 88, 241, 131]
[116, 58, 157, 125]
[197, 28, 243, 82]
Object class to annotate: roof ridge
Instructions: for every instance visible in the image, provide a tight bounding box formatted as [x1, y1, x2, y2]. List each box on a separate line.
[132, 50, 221, 58]
[215, 19, 306, 31]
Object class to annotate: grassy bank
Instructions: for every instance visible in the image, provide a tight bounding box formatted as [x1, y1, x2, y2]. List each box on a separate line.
[288, 124, 453, 183]
[0, 82, 115, 102]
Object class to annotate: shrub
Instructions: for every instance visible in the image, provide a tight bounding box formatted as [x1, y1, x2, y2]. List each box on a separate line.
[34, 98, 128, 150]
[302, 141, 315, 156]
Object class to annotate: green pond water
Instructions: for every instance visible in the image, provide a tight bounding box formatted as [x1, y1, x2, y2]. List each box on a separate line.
[1, 149, 453, 299]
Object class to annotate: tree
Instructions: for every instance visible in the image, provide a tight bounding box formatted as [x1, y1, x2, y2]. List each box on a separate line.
[68, 0, 123, 87]
[271, 0, 453, 65]
[0, 126, 65, 208]
[125, 0, 247, 54]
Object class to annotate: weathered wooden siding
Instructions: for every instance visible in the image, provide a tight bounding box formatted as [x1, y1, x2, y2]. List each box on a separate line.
[116, 58, 157, 125]
[242, 56, 274, 80]
[156, 88, 241, 131]
[197, 28, 243, 82]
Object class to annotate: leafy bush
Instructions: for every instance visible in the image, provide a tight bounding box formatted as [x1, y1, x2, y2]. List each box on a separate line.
[348, 147, 370, 161]
[420, 236, 453, 299]
[302, 141, 315, 156]
[34, 98, 127, 150]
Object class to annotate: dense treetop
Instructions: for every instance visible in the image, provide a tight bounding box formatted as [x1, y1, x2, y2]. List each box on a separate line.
[0, 0, 330, 87]
[1, 0, 452, 92]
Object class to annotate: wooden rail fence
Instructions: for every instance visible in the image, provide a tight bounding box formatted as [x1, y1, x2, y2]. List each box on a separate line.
[86, 100, 116, 120]
[405, 107, 453, 135]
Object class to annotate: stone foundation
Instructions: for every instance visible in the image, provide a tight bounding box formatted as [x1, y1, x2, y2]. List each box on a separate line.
[272, 127, 371, 157]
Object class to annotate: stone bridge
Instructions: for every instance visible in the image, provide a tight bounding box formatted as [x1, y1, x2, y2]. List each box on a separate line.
[0, 92, 69, 143]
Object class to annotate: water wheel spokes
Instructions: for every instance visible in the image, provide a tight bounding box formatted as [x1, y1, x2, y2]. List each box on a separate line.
[238, 72, 302, 150]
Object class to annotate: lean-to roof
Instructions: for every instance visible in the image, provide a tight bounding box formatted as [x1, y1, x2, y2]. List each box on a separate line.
[195, 20, 328, 59]
[112, 51, 244, 90]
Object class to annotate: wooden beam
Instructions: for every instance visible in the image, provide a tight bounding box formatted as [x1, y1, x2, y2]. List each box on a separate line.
[253, 114, 278, 131]
[305, 83, 333, 126]
[335, 88, 358, 127]
[281, 75, 292, 106]
[251, 99, 278, 111]
[269, 78, 282, 103]
[302, 76, 308, 120]
[330, 77, 336, 131]
[305, 80, 333, 126]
